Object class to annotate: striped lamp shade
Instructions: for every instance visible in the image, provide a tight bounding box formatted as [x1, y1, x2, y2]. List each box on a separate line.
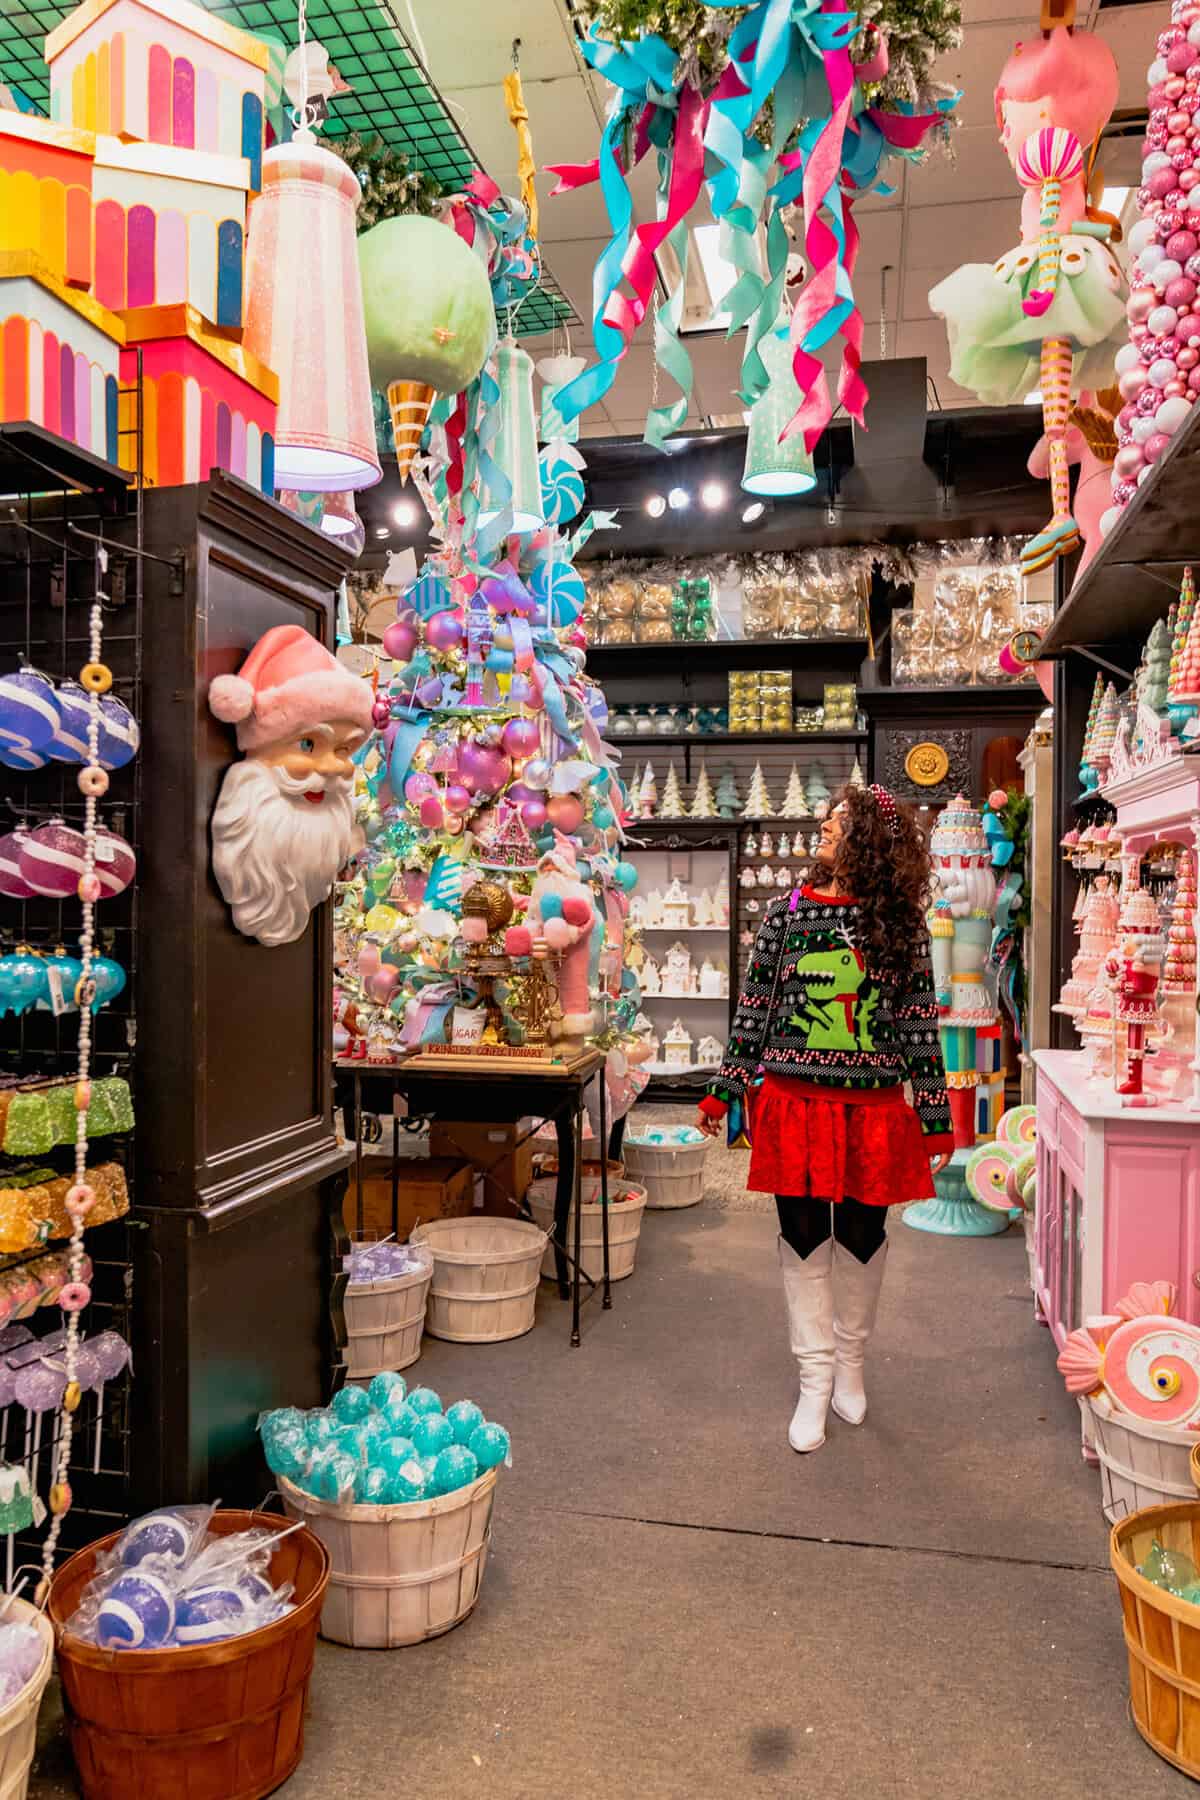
[243, 135, 381, 493]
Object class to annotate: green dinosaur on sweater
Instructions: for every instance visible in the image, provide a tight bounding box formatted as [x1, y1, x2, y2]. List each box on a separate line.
[788, 944, 877, 1052]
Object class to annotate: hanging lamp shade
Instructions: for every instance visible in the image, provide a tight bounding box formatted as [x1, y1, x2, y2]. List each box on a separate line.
[243, 137, 381, 493]
[480, 339, 544, 534]
[320, 490, 364, 555]
[743, 329, 817, 498]
[536, 352, 586, 444]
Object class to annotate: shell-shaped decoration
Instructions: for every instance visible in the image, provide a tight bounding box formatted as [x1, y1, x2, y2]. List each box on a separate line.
[1103, 1319, 1200, 1425]
[1057, 1327, 1105, 1394]
[965, 1141, 1021, 1211]
[1114, 1280, 1177, 1322]
[995, 1105, 1036, 1147]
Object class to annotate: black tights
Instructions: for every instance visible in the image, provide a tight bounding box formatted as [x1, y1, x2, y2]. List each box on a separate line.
[776, 1195, 887, 1264]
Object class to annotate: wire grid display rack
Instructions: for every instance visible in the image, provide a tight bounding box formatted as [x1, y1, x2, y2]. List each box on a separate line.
[0, 408, 143, 1570]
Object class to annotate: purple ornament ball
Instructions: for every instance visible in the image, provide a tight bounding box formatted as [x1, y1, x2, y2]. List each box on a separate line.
[425, 611, 463, 654]
[383, 618, 418, 663]
[520, 799, 547, 832]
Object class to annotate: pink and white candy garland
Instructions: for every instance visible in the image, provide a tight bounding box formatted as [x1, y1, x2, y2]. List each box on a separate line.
[1103, 2, 1200, 536]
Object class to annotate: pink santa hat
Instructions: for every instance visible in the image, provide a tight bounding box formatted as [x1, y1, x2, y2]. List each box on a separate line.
[208, 624, 374, 752]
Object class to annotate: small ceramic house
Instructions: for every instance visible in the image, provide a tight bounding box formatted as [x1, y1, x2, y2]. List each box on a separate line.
[640, 954, 661, 996]
[699, 958, 722, 997]
[644, 888, 665, 928]
[628, 894, 647, 927]
[692, 888, 714, 928]
[663, 942, 693, 995]
[662, 1019, 693, 1068]
[660, 878, 691, 930]
[697, 1034, 723, 1066]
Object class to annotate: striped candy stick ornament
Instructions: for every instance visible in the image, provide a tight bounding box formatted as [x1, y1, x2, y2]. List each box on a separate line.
[1015, 127, 1084, 320]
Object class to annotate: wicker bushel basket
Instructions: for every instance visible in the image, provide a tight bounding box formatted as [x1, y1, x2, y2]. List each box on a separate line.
[526, 1159, 623, 1209]
[280, 1466, 498, 1648]
[1089, 1397, 1199, 1522]
[526, 1183, 648, 1283]
[48, 1510, 330, 1800]
[0, 1597, 53, 1800]
[622, 1138, 707, 1210]
[344, 1260, 433, 1379]
[413, 1217, 546, 1343]
[1110, 1500, 1200, 1780]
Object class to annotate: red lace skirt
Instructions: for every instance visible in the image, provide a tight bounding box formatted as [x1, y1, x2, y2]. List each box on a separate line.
[745, 1075, 937, 1207]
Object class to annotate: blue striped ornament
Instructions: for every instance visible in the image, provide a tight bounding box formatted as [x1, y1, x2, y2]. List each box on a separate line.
[538, 450, 585, 526]
[49, 681, 90, 763]
[0, 669, 59, 753]
[528, 559, 586, 628]
[97, 695, 141, 770]
[0, 742, 51, 771]
[405, 572, 455, 619]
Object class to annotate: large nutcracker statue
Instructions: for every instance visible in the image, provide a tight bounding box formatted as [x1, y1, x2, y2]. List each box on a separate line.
[1103, 882, 1166, 1105]
[906, 796, 1007, 1237]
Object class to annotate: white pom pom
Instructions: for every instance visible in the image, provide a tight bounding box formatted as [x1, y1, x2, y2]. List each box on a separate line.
[208, 675, 255, 723]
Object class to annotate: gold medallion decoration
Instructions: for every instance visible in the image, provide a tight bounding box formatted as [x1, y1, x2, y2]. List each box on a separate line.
[905, 741, 950, 787]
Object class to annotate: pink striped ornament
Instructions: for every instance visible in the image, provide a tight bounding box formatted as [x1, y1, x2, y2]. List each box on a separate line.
[0, 831, 36, 899]
[91, 827, 137, 898]
[18, 822, 88, 897]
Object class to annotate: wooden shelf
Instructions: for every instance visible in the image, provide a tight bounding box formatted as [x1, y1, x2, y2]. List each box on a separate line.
[605, 730, 866, 747]
[1040, 402, 1200, 657]
[589, 637, 867, 676]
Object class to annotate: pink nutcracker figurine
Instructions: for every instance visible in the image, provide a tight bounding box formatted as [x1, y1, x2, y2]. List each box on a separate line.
[1103, 897, 1165, 1104]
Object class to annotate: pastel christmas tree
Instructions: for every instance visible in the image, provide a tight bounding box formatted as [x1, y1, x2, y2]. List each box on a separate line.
[637, 763, 657, 819]
[1169, 568, 1196, 711]
[689, 763, 717, 819]
[1174, 587, 1200, 707]
[715, 769, 741, 819]
[1141, 617, 1172, 718]
[742, 763, 774, 819]
[1164, 850, 1197, 992]
[1090, 682, 1121, 775]
[848, 757, 865, 788]
[806, 763, 831, 817]
[1078, 670, 1105, 791]
[660, 764, 686, 817]
[781, 765, 808, 817]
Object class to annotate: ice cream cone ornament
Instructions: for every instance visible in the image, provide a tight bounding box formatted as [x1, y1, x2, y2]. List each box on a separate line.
[388, 381, 436, 480]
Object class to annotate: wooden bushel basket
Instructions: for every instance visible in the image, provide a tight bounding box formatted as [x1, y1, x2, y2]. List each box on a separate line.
[413, 1217, 546, 1343]
[1110, 1501, 1200, 1781]
[280, 1466, 498, 1648]
[344, 1260, 433, 1378]
[526, 1183, 648, 1283]
[0, 1598, 54, 1800]
[48, 1510, 330, 1800]
[622, 1139, 707, 1209]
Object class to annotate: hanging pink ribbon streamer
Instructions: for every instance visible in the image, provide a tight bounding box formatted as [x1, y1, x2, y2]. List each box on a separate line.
[837, 202, 868, 423]
[604, 83, 709, 341]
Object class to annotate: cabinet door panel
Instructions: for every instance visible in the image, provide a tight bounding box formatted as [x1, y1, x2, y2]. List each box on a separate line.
[1103, 1135, 1191, 1315]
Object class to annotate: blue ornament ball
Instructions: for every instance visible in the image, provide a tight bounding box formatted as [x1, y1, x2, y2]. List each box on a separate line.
[304, 1449, 359, 1503]
[262, 1425, 309, 1480]
[174, 1584, 248, 1646]
[88, 957, 127, 1013]
[430, 1445, 479, 1497]
[353, 1464, 392, 1505]
[445, 1400, 484, 1446]
[331, 1385, 371, 1426]
[97, 695, 141, 771]
[98, 1572, 176, 1649]
[378, 1436, 424, 1501]
[237, 1571, 274, 1607]
[49, 681, 90, 763]
[384, 1397, 420, 1438]
[411, 1413, 454, 1457]
[367, 1371, 406, 1412]
[538, 892, 563, 921]
[0, 742, 51, 771]
[118, 1511, 193, 1569]
[304, 1412, 340, 1451]
[469, 1422, 511, 1472]
[406, 1387, 442, 1417]
[592, 804, 614, 831]
[0, 668, 59, 754]
[615, 861, 638, 892]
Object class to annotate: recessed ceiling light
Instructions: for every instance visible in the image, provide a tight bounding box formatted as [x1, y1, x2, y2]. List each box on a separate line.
[645, 493, 667, 518]
[373, 526, 390, 539]
[700, 481, 726, 511]
[668, 486, 690, 510]
[742, 501, 765, 524]
[392, 498, 417, 528]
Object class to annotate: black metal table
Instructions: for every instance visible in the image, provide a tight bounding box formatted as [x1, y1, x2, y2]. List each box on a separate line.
[334, 1051, 611, 1346]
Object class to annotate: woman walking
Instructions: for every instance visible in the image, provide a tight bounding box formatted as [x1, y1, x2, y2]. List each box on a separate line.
[697, 784, 952, 1452]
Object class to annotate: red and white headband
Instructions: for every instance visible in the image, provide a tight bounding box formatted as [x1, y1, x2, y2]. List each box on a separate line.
[868, 783, 900, 836]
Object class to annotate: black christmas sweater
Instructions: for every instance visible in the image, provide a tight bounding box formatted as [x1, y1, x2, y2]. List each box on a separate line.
[707, 886, 952, 1141]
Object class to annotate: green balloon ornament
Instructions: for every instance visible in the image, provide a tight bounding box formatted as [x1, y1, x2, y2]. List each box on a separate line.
[359, 216, 494, 394]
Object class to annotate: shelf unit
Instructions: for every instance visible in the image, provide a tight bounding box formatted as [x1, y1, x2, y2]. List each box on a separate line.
[606, 730, 867, 747]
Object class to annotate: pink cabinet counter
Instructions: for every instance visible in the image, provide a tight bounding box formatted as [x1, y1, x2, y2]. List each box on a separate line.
[1033, 1049, 1200, 1346]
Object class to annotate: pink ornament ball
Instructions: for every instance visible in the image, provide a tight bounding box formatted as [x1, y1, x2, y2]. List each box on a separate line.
[1144, 431, 1172, 463]
[504, 925, 533, 957]
[1129, 286, 1159, 325]
[92, 829, 135, 898]
[561, 895, 593, 928]
[542, 916, 573, 951]
[382, 618, 418, 663]
[1115, 444, 1146, 481]
[1169, 43, 1197, 73]
[425, 611, 463, 654]
[501, 717, 541, 759]
[519, 799, 547, 832]
[419, 795, 444, 829]
[1112, 480, 1138, 505]
[19, 822, 87, 897]
[1180, 346, 1200, 369]
[1189, 365, 1200, 392]
[1151, 355, 1181, 386]
[405, 771, 437, 804]
[545, 794, 584, 834]
[1151, 167, 1180, 199]
[458, 743, 510, 795]
[1150, 304, 1180, 335]
[1119, 367, 1148, 401]
[1138, 383, 1161, 413]
[444, 783, 473, 815]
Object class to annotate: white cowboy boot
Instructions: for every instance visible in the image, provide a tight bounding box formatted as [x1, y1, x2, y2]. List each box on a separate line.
[779, 1237, 835, 1452]
[831, 1240, 888, 1425]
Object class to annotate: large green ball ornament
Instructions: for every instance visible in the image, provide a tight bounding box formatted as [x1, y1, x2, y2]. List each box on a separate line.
[359, 216, 495, 394]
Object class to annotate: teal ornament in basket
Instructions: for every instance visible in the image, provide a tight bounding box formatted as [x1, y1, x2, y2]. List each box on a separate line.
[538, 449, 585, 526]
[528, 559, 586, 628]
[405, 571, 455, 619]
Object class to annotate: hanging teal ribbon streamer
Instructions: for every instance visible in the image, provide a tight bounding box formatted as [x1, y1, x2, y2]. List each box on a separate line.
[386, 715, 432, 800]
[643, 162, 693, 450]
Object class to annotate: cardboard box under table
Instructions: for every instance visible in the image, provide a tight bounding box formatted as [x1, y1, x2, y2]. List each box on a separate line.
[429, 1120, 536, 1213]
[0, 252, 124, 464]
[346, 1155, 473, 1245]
[120, 301, 276, 491]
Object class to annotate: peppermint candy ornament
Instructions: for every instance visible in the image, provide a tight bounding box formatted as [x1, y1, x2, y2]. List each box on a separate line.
[18, 822, 88, 898]
[0, 831, 35, 898]
[49, 682, 91, 764]
[0, 668, 59, 754]
[90, 828, 137, 899]
[528, 558, 586, 628]
[538, 448, 585, 525]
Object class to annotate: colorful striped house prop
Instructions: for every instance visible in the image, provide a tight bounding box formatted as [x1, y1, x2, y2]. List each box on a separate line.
[119, 302, 275, 492]
[0, 113, 94, 291]
[0, 252, 124, 465]
[92, 136, 247, 326]
[45, 0, 267, 190]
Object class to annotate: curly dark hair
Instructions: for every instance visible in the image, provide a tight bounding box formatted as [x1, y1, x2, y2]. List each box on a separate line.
[815, 785, 933, 988]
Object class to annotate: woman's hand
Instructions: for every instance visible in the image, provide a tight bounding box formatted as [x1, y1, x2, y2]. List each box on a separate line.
[929, 1150, 952, 1176]
[696, 1111, 723, 1139]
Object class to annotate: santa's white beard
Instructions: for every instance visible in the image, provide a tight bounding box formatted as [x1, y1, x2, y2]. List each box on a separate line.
[211, 758, 355, 948]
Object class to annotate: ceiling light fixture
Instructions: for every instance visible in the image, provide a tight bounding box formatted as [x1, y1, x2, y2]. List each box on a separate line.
[700, 481, 726, 511]
[392, 498, 417, 528]
[373, 526, 390, 539]
[668, 486, 690, 510]
[645, 493, 667, 518]
[741, 501, 765, 524]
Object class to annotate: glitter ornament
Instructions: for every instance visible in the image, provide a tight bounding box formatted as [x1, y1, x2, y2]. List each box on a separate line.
[430, 1445, 478, 1496]
[174, 1584, 250, 1646]
[446, 1400, 484, 1446]
[95, 695, 141, 771]
[411, 1412, 453, 1457]
[18, 823, 88, 898]
[406, 1387, 442, 1417]
[367, 1371, 406, 1411]
[117, 1510, 194, 1568]
[0, 668, 59, 754]
[353, 1464, 391, 1505]
[331, 1385, 371, 1425]
[89, 828, 136, 899]
[468, 1421, 511, 1471]
[0, 834, 35, 900]
[98, 1572, 176, 1648]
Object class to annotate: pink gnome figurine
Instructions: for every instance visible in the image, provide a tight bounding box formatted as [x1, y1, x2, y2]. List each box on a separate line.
[929, 25, 1125, 575]
[527, 832, 597, 1046]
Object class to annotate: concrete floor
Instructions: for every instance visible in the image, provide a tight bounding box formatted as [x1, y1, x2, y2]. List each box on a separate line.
[28, 1138, 1195, 1798]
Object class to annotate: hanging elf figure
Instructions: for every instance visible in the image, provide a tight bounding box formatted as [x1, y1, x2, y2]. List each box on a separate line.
[930, 11, 1126, 574]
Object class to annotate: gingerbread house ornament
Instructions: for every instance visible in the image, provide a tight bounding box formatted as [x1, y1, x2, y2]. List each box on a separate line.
[662, 1019, 693, 1068]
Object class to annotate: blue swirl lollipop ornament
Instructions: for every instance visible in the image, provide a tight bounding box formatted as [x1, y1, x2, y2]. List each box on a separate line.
[538, 446, 586, 526]
[528, 559, 586, 629]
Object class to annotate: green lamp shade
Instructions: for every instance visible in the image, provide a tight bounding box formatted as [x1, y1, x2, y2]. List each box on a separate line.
[359, 214, 494, 394]
[743, 329, 817, 497]
[479, 339, 544, 534]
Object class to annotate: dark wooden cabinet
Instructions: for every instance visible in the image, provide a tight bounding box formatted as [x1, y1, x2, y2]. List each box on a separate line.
[861, 686, 1046, 809]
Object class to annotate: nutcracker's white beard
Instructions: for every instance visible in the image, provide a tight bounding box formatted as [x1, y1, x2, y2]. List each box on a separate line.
[211, 758, 355, 948]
